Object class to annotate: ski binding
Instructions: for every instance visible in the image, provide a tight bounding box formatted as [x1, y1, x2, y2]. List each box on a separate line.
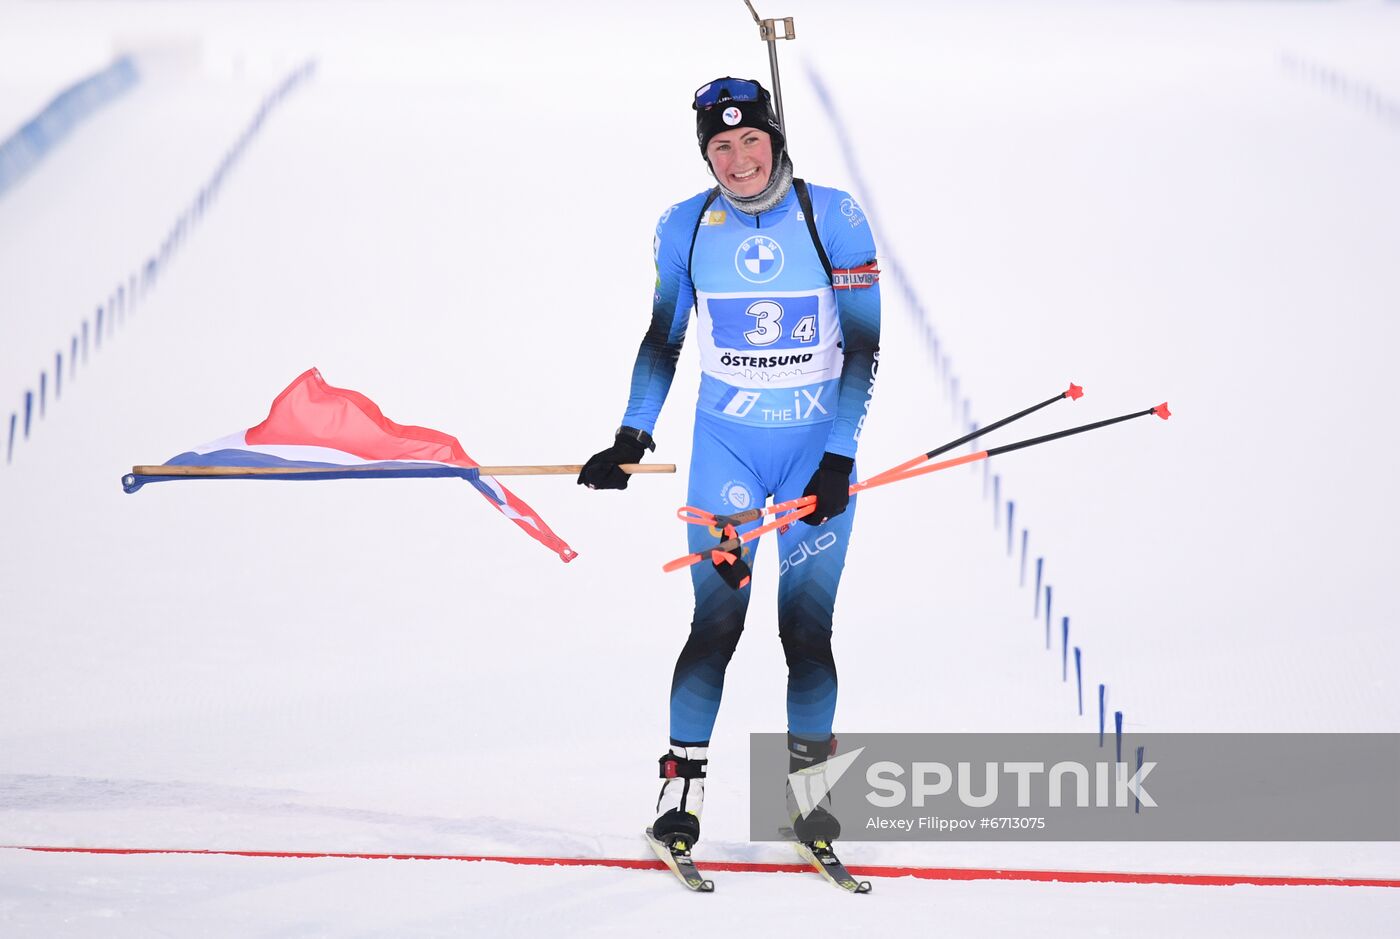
[781, 827, 872, 894]
[645, 827, 715, 893]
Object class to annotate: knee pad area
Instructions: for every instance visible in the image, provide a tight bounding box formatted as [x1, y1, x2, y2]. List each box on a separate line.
[778, 621, 835, 669]
[682, 620, 745, 664]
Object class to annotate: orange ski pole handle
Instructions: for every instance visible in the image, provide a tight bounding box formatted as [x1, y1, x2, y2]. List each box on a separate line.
[677, 505, 720, 526]
[678, 504, 762, 528]
[662, 503, 816, 573]
[661, 454, 985, 573]
[676, 449, 989, 536]
[708, 522, 755, 589]
[671, 451, 984, 542]
[676, 503, 772, 531]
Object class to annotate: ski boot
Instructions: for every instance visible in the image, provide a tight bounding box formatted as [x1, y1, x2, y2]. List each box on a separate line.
[786, 733, 842, 842]
[652, 744, 707, 847]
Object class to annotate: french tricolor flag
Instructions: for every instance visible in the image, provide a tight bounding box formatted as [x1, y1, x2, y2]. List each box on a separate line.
[123, 368, 577, 562]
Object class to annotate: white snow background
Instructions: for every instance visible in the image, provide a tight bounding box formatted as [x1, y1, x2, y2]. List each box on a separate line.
[1, 0, 1398, 935]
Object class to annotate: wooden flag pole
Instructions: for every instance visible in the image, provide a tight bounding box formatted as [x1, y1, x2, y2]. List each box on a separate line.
[130, 464, 675, 478]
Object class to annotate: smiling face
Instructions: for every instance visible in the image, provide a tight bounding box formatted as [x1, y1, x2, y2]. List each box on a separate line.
[705, 127, 773, 197]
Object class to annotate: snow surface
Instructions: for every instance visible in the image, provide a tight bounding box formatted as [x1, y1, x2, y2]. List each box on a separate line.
[2, 0, 1398, 935]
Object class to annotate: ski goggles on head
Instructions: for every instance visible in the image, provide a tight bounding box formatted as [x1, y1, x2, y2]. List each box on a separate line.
[693, 77, 764, 111]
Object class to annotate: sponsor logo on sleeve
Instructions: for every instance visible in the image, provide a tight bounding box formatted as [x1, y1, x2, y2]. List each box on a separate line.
[853, 350, 879, 443]
[839, 197, 867, 228]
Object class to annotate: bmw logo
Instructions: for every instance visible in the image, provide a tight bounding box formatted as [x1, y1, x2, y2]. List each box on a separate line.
[734, 235, 784, 284]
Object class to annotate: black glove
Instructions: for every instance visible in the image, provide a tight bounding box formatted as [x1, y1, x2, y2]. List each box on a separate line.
[801, 452, 854, 526]
[578, 427, 654, 490]
[711, 531, 752, 590]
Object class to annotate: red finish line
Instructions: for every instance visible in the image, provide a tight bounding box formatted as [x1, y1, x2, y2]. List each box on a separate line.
[6, 845, 1397, 888]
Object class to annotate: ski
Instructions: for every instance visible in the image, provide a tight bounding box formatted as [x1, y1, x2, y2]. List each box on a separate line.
[781, 828, 872, 893]
[645, 828, 715, 893]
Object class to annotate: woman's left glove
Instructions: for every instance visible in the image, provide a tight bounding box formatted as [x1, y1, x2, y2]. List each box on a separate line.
[800, 452, 854, 526]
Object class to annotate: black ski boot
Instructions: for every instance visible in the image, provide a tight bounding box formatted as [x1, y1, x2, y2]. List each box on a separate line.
[786, 733, 843, 842]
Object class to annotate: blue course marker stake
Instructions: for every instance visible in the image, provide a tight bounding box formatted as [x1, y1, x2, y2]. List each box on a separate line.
[1044, 585, 1053, 649]
[1061, 616, 1069, 680]
[1114, 711, 1124, 766]
[1006, 500, 1014, 555]
[1074, 647, 1083, 715]
[1019, 530, 1028, 586]
[82, 321, 90, 361]
[39, 372, 46, 417]
[70, 337, 78, 378]
[1098, 684, 1106, 746]
[1034, 559, 1044, 617]
[6, 413, 15, 463]
[95, 306, 103, 349]
[54, 352, 62, 400]
[23, 390, 34, 438]
[1135, 745, 1145, 814]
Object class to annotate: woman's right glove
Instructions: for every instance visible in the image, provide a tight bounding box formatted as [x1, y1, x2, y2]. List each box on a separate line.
[577, 427, 655, 490]
[800, 451, 855, 525]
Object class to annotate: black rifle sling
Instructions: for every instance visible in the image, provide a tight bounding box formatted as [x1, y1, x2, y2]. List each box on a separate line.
[793, 178, 835, 285]
[686, 187, 722, 286]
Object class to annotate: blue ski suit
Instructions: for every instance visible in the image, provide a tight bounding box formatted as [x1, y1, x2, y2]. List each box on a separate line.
[621, 181, 880, 746]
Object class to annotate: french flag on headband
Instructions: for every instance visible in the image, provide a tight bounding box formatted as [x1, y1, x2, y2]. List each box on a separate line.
[122, 368, 577, 563]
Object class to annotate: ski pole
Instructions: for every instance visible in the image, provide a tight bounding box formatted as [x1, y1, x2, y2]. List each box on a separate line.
[662, 401, 1169, 574]
[812, 401, 1170, 503]
[879, 402, 1171, 488]
[677, 382, 1082, 530]
[663, 503, 815, 574]
[864, 382, 1083, 486]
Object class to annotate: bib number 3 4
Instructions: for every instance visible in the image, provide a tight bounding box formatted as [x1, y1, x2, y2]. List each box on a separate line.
[744, 300, 816, 347]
